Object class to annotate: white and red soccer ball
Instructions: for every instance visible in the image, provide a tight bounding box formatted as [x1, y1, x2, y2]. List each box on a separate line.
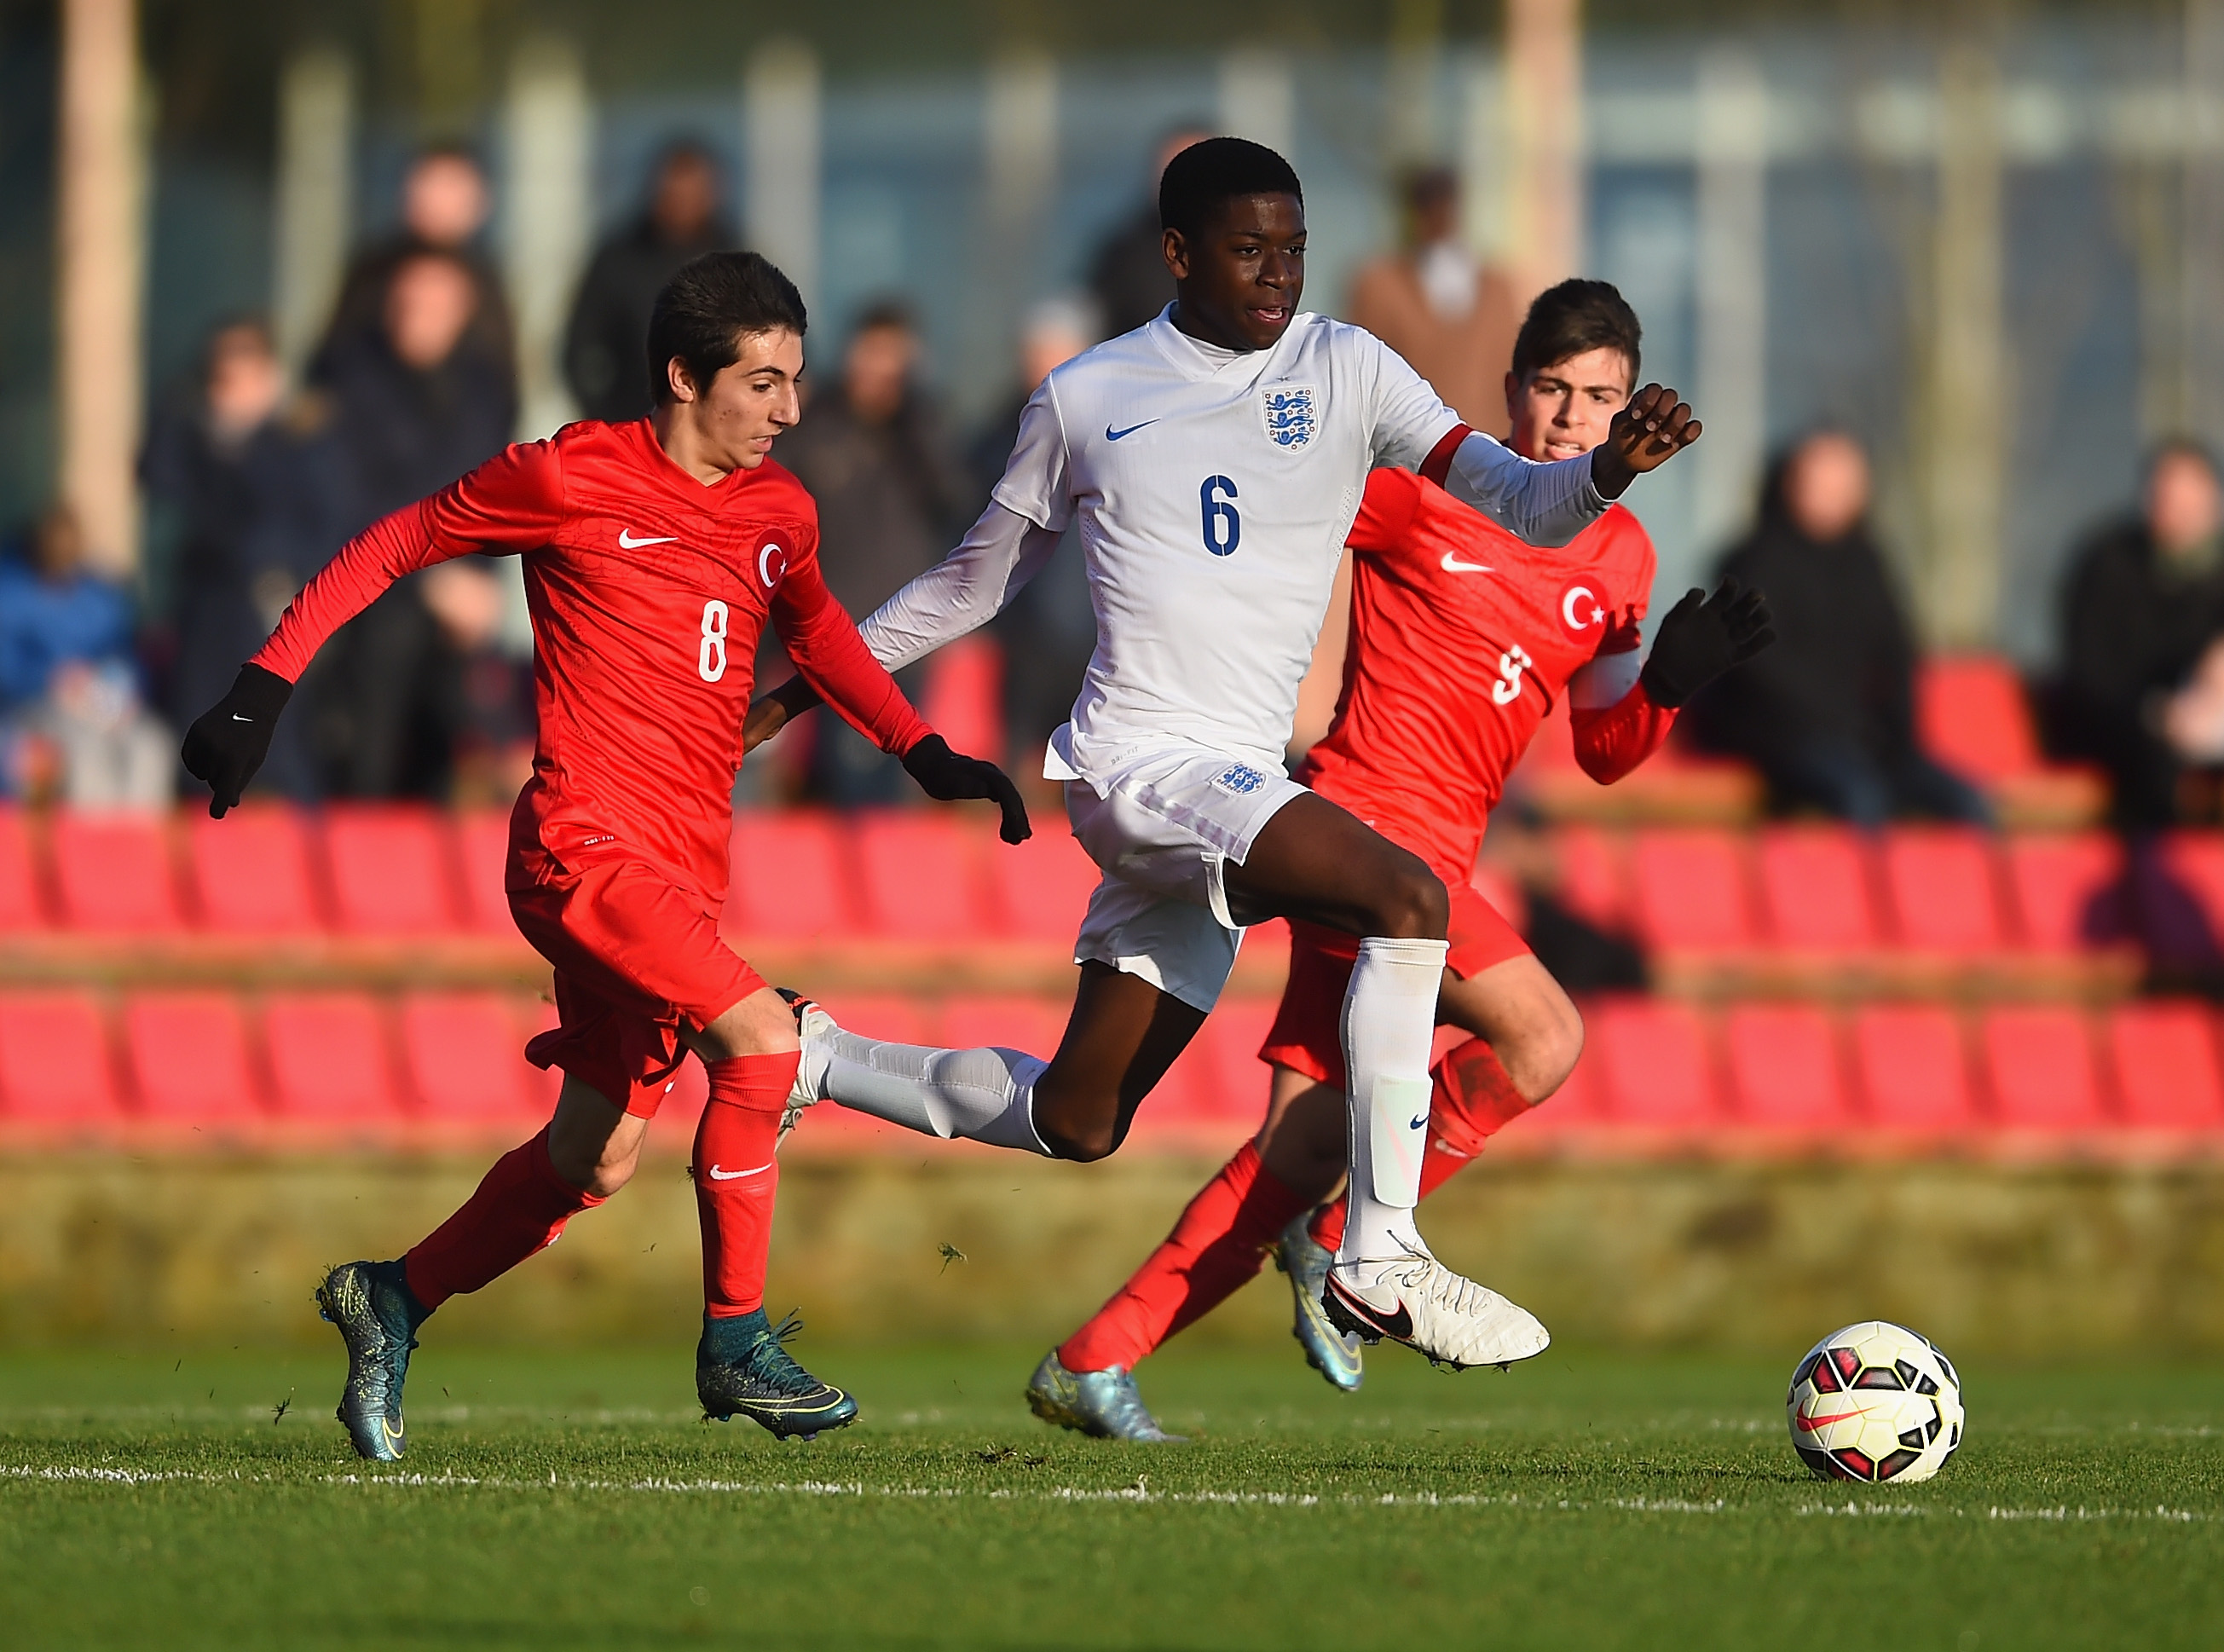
[1787, 1320, 1965, 1484]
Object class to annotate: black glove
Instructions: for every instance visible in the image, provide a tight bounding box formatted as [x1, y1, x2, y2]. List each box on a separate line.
[901, 734, 1032, 844]
[181, 663, 292, 818]
[1638, 580, 1776, 709]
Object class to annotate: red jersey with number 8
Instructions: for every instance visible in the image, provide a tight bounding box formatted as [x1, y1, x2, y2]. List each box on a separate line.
[252, 418, 927, 907]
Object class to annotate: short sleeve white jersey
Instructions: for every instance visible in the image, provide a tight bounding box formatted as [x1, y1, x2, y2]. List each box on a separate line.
[854, 305, 1608, 784]
[995, 309, 1473, 775]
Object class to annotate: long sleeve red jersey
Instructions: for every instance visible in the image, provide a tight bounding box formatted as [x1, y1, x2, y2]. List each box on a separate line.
[252, 418, 929, 907]
[1297, 465, 1674, 887]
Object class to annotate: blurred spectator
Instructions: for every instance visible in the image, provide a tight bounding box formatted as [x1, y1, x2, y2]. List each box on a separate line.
[1476, 798, 1649, 993]
[311, 147, 515, 393]
[0, 507, 170, 807]
[2054, 442, 2224, 829]
[973, 296, 1098, 793]
[317, 249, 520, 800]
[1348, 166, 1519, 435]
[564, 142, 735, 425]
[780, 300, 971, 805]
[1689, 430, 1990, 828]
[1089, 124, 1213, 339]
[141, 318, 347, 801]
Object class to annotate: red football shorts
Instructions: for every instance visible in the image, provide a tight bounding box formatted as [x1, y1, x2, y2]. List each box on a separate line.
[508, 847, 765, 1118]
[1258, 881, 1529, 1089]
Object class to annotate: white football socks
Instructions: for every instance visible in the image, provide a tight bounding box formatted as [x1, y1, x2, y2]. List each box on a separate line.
[1337, 935, 1449, 1271]
[806, 1022, 1053, 1156]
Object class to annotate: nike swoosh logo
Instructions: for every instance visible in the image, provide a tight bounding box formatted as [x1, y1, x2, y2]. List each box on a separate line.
[1329, 1278, 1413, 1343]
[1441, 552, 1494, 574]
[1106, 420, 1158, 442]
[618, 529, 678, 548]
[1408, 1115, 1428, 1131]
[382, 1417, 404, 1447]
[707, 1161, 773, 1181]
[232, 713, 252, 722]
[1794, 1406, 1875, 1435]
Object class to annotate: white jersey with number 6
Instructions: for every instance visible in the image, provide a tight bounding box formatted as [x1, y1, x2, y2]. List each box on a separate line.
[858, 307, 1609, 783]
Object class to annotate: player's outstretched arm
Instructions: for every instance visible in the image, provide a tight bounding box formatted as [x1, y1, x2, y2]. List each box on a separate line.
[1591, 384, 1702, 499]
[771, 546, 1032, 843]
[1568, 579, 1772, 786]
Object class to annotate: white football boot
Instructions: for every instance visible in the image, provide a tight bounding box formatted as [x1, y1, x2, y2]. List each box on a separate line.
[775, 989, 836, 1147]
[1321, 1239, 1551, 1370]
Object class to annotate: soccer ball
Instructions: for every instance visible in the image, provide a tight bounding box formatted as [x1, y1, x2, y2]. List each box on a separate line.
[1786, 1320, 1964, 1484]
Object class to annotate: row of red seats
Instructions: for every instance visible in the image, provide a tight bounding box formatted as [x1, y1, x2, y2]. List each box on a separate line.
[2, 983, 2217, 1145]
[0, 989, 558, 1129]
[0, 805, 1112, 945]
[1527, 996, 2224, 1136]
[1551, 825, 2210, 958]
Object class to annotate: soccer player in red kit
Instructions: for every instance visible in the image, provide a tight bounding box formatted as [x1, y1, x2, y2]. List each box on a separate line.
[181, 253, 1028, 1460]
[1029, 280, 1772, 1440]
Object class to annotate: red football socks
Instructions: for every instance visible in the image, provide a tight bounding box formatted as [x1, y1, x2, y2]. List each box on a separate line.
[693, 1052, 798, 1319]
[1308, 1035, 1533, 1255]
[404, 1126, 605, 1310]
[1058, 1140, 1309, 1374]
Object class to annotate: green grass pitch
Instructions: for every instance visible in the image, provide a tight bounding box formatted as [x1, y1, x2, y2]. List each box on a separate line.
[2, 1338, 2219, 1649]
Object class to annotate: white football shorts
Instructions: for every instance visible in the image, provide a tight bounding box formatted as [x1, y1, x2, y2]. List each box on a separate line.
[1047, 736, 1308, 1013]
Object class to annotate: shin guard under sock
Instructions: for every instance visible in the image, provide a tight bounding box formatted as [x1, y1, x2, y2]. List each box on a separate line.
[694, 1052, 799, 1319]
[1058, 1141, 1309, 1373]
[404, 1127, 604, 1309]
[1337, 936, 1448, 1266]
[1310, 1035, 1531, 1255]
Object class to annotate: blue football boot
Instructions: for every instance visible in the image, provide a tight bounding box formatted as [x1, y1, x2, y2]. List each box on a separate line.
[1025, 1350, 1187, 1442]
[697, 1308, 858, 1441]
[315, 1259, 427, 1462]
[1274, 1211, 1365, 1392]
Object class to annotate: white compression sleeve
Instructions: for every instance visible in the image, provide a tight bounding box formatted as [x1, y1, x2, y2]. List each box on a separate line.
[1443, 431, 1609, 549]
[855, 501, 1064, 673]
[1337, 935, 1450, 1268]
[811, 1022, 1053, 1156]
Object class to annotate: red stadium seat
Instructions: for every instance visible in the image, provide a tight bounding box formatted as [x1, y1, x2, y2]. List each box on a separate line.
[1630, 829, 1754, 952]
[1724, 1003, 1850, 1130]
[919, 636, 1004, 776]
[937, 994, 1069, 1064]
[322, 806, 462, 936]
[124, 991, 261, 1124]
[399, 993, 540, 1124]
[852, 811, 988, 941]
[1881, 828, 2004, 954]
[2004, 831, 2123, 953]
[1590, 996, 1719, 1128]
[186, 807, 321, 934]
[1851, 1005, 1977, 1132]
[985, 829, 1101, 943]
[725, 811, 858, 942]
[0, 806, 44, 930]
[263, 993, 399, 1124]
[454, 809, 517, 938]
[1755, 826, 1879, 952]
[51, 812, 182, 933]
[0, 991, 118, 1125]
[1983, 1006, 2105, 1130]
[1916, 656, 2040, 780]
[2108, 1002, 2224, 1130]
[1551, 824, 1626, 933]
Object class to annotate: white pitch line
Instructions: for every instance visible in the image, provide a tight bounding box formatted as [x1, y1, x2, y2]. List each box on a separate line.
[6, 1465, 2216, 1525]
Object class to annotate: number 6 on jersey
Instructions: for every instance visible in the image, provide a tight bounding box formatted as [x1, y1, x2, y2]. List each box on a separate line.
[699, 598, 729, 683]
[1199, 476, 1240, 557]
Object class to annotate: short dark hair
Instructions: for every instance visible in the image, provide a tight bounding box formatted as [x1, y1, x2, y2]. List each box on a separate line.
[1511, 279, 1642, 386]
[646, 251, 807, 403]
[850, 297, 916, 337]
[1158, 136, 1303, 239]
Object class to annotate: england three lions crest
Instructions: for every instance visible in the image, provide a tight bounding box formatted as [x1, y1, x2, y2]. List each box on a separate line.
[1261, 384, 1318, 450]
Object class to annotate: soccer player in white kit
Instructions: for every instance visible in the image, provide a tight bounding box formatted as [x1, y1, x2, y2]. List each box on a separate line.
[751, 139, 1699, 1367]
